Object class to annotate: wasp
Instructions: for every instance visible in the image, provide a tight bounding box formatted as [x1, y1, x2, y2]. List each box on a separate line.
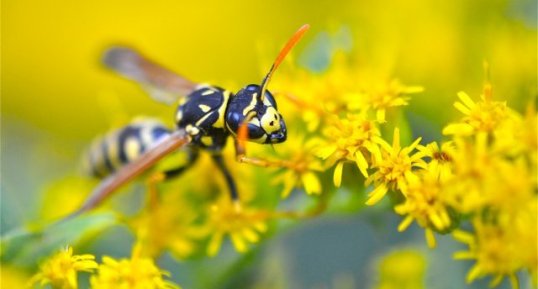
[69, 25, 310, 218]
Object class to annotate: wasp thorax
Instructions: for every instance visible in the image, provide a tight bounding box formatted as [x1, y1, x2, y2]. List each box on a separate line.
[225, 84, 287, 144]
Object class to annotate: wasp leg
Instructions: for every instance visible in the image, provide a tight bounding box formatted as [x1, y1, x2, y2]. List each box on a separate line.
[211, 154, 241, 210]
[146, 148, 199, 208]
[234, 139, 292, 168]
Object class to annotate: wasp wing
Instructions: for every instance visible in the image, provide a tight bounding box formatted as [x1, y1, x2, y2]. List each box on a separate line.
[66, 130, 190, 220]
[103, 46, 198, 104]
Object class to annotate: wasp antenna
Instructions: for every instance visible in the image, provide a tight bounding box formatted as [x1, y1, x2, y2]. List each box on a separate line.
[259, 24, 310, 101]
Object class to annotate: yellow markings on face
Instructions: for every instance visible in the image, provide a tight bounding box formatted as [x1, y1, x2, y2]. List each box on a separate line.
[213, 90, 231, 128]
[242, 93, 258, 116]
[106, 133, 122, 168]
[201, 136, 213, 146]
[124, 137, 141, 161]
[261, 107, 281, 134]
[199, 104, 211, 113]
[262, 95, 273, 106]
[248, 116, 261, 127]
[185, 124, 200, 136]
[201, 89, 215, 96]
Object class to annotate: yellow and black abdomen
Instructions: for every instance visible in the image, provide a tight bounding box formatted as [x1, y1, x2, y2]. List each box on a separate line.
[82, 118, 171, 178]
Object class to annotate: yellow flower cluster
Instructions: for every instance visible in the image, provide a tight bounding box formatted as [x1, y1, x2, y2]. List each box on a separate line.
[273, 55, 423, 130]
[205, 198, 271, 256]
[28, 247, 97, 289]
[317, 113, 384, 187]
[442, 86, 537, 287]
[348, 82, 536, 287]
[282, 58, 534, 287]
[29, 245, 181, 289]
[271, 136, 324, 197]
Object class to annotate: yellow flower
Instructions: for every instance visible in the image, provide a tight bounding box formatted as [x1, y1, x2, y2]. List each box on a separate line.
[317, 113, 384, 187]
[365, 128, 425, 206]
[394, 169, 455, 248]
[29, 246, 97, 289]
[205, 198, 271, 256]
[273, 54, 421, 130]
[272, 54, 361, 131]
[129, 191, 204, 260]
[90, 243, 180, 289]
[347, 79, 423, 123]
[442, 86, 509, 136]
[442, 133, 535, 214]
[453, 201, 537, 288]
[374, 250, 426, 289]
[416, 141, 454, 181]
[493, 103, 537, 161]
[271, 136, 324, 197]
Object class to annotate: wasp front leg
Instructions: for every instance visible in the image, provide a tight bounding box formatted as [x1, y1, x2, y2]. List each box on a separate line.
[234, 138, 293, 169]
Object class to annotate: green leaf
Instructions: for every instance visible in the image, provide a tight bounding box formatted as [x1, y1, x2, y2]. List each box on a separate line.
[1, 212, 117, 267]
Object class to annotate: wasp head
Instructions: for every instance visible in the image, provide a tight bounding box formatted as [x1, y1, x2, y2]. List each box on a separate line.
[225, 84, 286, 144]
[225, 25, 310, 145]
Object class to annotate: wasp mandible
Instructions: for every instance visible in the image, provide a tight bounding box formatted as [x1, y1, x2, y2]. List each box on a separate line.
[69, 24, 310, 218]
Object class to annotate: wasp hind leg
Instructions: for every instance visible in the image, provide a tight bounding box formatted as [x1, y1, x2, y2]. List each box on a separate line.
[211, 154, 241, 210]
[146, 148, 199, 208]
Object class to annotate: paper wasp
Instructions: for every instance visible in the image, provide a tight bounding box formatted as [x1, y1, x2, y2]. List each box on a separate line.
[69, 24, 310, 218]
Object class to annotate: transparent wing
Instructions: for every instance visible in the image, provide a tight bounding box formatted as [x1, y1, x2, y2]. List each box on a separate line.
[103, 46, 198, 104]
[65, 130, 190, 220]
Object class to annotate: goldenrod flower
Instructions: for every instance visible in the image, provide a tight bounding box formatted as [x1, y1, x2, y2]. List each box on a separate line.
[347, 79, 423, 123]
[271, 136, 324, 197]
[365, 128, 425, 206]
[29, 246, 97, 289]
[90, 244, 180, 289]
[205, 199, 270, 256]
[317, 113, 384, 187]
[442, 133, 535, 214]
[493, 103, 537, 161]
[374, 250, 426, 289]
[273, 54, 421, 130]
[442, 86, 509, 136]
[394, 170, 454, 248]
[129, 192, 203, 260]
[416, 141, 454, 181]
[453, 202, 537, 288]
[272, 54, 361, 131]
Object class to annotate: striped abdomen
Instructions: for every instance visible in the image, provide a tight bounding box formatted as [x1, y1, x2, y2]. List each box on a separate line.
[83, 118, 171, 178]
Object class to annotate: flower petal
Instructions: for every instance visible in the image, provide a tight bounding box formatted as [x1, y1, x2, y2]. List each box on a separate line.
[365, 184, 388, 206]
[302, 172, 321, 195]
[333, 161, 344, 187]
[354, 151, 369, 178]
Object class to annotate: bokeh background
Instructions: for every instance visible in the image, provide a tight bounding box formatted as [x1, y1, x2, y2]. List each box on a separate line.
[2, 0, 536, 288]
